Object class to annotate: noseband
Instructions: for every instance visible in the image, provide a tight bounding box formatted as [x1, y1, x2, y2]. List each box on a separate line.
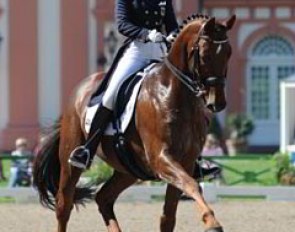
[164, 23, 229, 97]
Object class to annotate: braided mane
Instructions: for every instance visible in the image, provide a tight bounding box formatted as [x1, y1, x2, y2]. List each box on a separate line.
[169, 14, 211, 43]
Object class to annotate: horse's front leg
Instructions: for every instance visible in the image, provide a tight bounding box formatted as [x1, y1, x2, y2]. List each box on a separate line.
[160, 184, 182, 232]
[95, 171, 136, 232]
[153, 152, 222, 232]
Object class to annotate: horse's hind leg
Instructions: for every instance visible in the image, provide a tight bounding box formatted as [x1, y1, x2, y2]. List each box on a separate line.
[160, 184, 182, 232]
[56, 167, 82, 232]
[96, 171, 136, 232]
[56, 113, 84, 232]
[153, 154, 222, 231]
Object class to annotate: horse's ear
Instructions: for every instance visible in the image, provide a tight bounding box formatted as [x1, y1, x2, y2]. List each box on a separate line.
[224, 15, 236, 31]
[203, 17, 215, 34]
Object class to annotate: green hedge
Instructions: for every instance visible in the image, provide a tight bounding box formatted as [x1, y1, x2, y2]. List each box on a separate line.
[0, 153, 285, 187]
[205, 155, 278, 186]
[83, 158, 113, 184]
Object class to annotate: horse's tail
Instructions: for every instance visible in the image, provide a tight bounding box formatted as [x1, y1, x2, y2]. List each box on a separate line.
[33, 120, 94, 210]
[33, 122, 61, 210]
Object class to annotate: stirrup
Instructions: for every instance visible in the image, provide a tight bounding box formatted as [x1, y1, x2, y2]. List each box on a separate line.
[68, 145, 90, 170]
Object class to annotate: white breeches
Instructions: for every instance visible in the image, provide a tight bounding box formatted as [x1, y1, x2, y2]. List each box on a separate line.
[102, 41, 166, 110]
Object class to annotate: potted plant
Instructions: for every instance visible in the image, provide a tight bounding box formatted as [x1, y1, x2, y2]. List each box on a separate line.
[225, 114, 255, 155]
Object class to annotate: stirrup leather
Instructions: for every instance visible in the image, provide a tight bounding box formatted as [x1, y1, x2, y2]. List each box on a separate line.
[68, 145, 90, 170]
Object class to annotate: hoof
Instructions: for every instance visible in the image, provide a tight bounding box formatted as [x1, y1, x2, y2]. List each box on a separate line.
[205, 227, 224, 232]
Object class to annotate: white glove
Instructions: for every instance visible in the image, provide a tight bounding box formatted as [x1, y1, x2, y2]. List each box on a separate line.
[147, 29, 165, 43]
[166, 32, 177, 43]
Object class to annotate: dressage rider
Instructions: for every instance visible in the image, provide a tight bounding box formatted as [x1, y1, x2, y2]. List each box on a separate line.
[69, 0, 221, 181]
[69, 0, 178, 169]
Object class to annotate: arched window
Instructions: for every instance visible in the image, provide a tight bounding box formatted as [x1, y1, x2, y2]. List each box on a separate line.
[247, 35, 295, 145]
[252, 35, 294, 57]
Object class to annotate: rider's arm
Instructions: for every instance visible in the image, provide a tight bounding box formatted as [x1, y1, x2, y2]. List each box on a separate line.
[116, 0, 149, 42]
[164, 0, 179, 35]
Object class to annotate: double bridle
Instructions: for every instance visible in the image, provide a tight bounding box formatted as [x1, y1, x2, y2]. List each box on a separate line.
[164, 23, 229, 97]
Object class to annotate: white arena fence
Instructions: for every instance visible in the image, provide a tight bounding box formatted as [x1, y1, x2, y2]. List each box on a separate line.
[1, 184, 295, 203]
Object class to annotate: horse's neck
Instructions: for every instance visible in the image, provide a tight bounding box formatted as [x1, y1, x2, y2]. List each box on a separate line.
[159, 64, 205, 120]
[162, 36, 206, 121]
[167, 40, 189, 72]
[157, 65, 207, 149]
[166, 20, 203, 69]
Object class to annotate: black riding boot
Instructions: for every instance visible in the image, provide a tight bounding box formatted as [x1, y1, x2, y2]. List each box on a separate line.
[68, 105, 112, 170]
[193, 161, 221, 181]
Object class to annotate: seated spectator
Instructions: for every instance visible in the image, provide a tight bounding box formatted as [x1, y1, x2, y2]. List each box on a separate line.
[8, 138, 32, 187]
[202, 133, 224, 157]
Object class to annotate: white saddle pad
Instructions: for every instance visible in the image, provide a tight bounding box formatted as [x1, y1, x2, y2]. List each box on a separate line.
[84, 77, 145, 136]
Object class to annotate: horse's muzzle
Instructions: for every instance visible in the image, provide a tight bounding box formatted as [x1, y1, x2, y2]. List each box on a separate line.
[207, 102, 226, 113]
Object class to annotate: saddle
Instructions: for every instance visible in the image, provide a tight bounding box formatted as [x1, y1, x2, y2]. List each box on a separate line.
[113, 64, 158, 181]
[86, 63, 158, 180]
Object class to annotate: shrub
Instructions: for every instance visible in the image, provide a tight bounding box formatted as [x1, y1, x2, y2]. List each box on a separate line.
[83, 158, 113, 184]
[274, 152, 295, 185]
[226, 114, 255, 139]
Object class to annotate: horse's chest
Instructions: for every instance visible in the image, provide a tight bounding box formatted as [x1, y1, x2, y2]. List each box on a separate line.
[168, 119, 207, 154]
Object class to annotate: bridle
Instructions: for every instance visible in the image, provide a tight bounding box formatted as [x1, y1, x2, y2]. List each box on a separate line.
[164, 21, 229, 97]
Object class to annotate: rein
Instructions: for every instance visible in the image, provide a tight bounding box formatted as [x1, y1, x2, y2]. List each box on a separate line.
[163, 22, 229, 97]
[164, 57, 205, 97]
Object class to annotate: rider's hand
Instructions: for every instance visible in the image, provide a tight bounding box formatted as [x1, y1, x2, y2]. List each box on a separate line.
[147, 29, 165, 43]
[166, 32, 177, 43]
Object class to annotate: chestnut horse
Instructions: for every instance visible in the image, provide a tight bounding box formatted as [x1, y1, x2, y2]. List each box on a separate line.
[33, 14, 235, 232]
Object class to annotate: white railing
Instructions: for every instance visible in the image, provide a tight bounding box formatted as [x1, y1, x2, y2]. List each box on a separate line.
[0, 187, 37, 203]
[119, 184, 295, 202]
[1, 184, 295, 203]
